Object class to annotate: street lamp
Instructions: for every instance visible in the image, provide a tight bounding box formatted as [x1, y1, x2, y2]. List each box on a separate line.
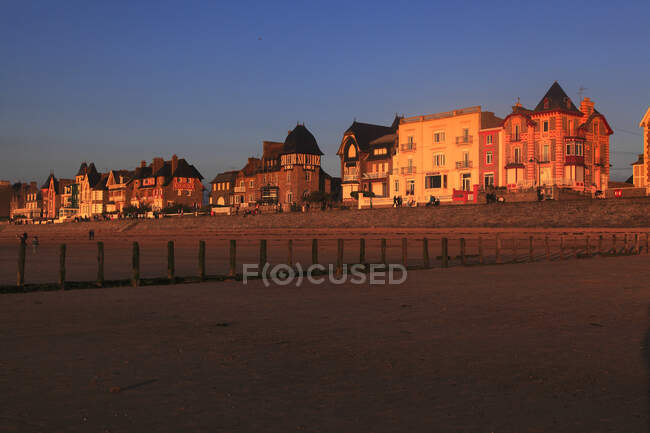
[529, 157, 541, 187]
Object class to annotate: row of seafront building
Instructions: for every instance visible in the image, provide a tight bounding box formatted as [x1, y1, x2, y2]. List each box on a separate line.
[2, 155, 204, 221]
[336, 82, 614, 207]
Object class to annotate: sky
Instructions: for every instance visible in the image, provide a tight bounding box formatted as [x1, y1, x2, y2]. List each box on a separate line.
[1, 0, 649, 184]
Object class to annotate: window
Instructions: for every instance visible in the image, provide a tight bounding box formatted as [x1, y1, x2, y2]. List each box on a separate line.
[514, 124, 520, 141]
[486, 151, 493, 165]
[249, 180, 254, 188]
[433, 153, 446, 167]
[305, 171, 311, 181]
[407, 180, 415, 195]
[434, 131, 445, 143]
[425, 175, 442, 189]
[566, 143, 572, 155]
[287, 172, 291, 182]
[484, 173, 494, 187]
[542, 144, 550, 162]
[347, 145, 357, 159]
[514, 147, 521, 163]
[212, 184, 216, 191]
[543, 120, 549, 132]
[567, 119, 573, 135]
[407, 136, 414, 150]
[463, 128, 469, 140]
[287, 192, 293, 203]
[394, 180, 399, 193]
[239, 180, 244, 187]
[249, 194, 254, 202]
[462, 174, 471, 191]
[594, 122, 599, 135]
[576, 142, 583, 156]
[373, 148, 387, 156]
[486, 135, 493, 145]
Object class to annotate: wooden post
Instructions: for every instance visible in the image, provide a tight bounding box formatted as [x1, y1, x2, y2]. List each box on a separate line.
[441, 237, 448, 268]
[17, 242, 25, 288]
[545, 235, 550, 261]
[259, 239, 267, 269]
[287, 239, 293, 265]
[422, 238, 430, 269]
[598, 235, 603, 255]
[646, 233, 649, 255]
[131, 241, 139, 287]
[574, 236, 579, 258]
[380, 238, 387, 265]
[635, 234, 640, 255]
[59, 244, 66, 290]
[495, 235, 501, 264]
[511, 237, 517, 263]
[311, 239, 318, 264]
[97, 241, 104, 286]
[401, 238, 408, 267]
[460, 238, 466, 265]
[359, 238, 366, 264]
[585, 236, 590, 257]
[528, 236, 534, 262]
[623, 234, 628, 254]
[229, 240, 237, 277]
[478, 236, 484, 264]
[198, 240, 206, 281]
[560, 235, 564, 258]
[612, 234, 616, 255]
[167, 241, 175, 282]
[336, 239, 344, 276]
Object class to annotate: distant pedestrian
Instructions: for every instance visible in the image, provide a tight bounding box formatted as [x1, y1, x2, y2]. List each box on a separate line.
[88, 229, 95, 240]
[32, 236, 39, 254]
[19, 232, 28, 245]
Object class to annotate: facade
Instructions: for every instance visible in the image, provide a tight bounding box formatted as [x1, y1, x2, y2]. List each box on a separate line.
[74, 162, 108, 217]
[41, 174, 73, 219]
[501, 82, 612, 192]
[390, 106, 490, 204]
[631, 154, 644, 189]
[105, 170, 134, 213]
[478, 113, 505, 189]
[130, 155, 204, 211]
[0, 181, 10, 218]
[209, 170, 238, 206]
[15, 182, 43, 219]
[337, 118, 399, 205]
[639, 107, 650, 192]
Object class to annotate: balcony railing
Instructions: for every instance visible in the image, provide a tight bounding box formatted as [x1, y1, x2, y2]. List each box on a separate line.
[343, 173, 358, 182]
[456, 136, 473, 145]
[455, 160, 473, 169]
[400, 143, 416, 152]
[234, 186, 246, 193]
[363, 172, 388, 179]
[400, 166, 417, 175]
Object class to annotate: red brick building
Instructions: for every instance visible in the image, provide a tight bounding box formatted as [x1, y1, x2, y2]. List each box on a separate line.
[131, 155, 204, 210]
[478, 113, 504, 189]
[501, 82, 612, 192]
[41, 174, 73, 219]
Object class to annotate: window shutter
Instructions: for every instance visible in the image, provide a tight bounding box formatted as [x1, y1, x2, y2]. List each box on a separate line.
[550, 117, 556, 130]
[551, 139, 556, 161]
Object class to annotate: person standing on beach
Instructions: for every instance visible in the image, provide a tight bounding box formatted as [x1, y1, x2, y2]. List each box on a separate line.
[32, 236, 39, 254]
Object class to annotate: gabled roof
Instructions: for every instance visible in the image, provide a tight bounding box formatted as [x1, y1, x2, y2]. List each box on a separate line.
[91, 173, 109, 191]
[282, 124, 323, 156]
[86, 163, 102, 188]
[76, 162, 88, 176]
[210, 170, 238, 184]
[533, 81, 582, 115]
[579, 109, 613, 135]
[480, 111, 504, 129]
[173, 158, 204, 180]
[640, 107, 650, 128]
[342, 121, 395, 152]
[262, 141, 284, 161]
[41, 174, 58, 190]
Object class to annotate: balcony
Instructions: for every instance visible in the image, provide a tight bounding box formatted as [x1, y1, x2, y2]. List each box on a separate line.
[400, 143, 417, 152]
[400, 166, 417, 175]
[564, 155, 585, 166]
[363, 172, 388, 179]
[343, 173, 359, 182]
[234, 186, 246, 193]
[456, 135, 473, 145]
[455, 160, 473, 169]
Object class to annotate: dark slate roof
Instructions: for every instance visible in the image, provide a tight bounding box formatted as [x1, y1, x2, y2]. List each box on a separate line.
[369, 133, 396, 146]
[92, 173, 109, 191]
[240, 158, 262, 177]
[210, 170, 238, 184]
[481, 111, 504, 129]
[344, 121, 395, 152]
[86, 163, 102, 188]
[533, 81, 582, 114]
[76, 162, 88, 176]
[631, 154, 644, 166]
[41, 174, 59, 190]
[134, 166, 153, 180]
[173, 158, 204, 180]
[282, 124, 323, 155]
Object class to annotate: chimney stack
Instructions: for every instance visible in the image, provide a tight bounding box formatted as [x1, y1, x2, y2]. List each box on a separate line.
[140, 160, 146, 168]
[172, 154, 178, 174]
[580, 97, 595, 117]
[152, 157, 164, 174]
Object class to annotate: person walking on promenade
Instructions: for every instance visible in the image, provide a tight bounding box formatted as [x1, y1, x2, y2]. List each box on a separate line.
[32, 236, 39, 254]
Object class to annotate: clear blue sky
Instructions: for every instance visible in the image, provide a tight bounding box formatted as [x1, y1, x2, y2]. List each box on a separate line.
[1, 0, 649, 183]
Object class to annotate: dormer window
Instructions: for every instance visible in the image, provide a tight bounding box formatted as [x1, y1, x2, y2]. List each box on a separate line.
[543, 98, 550, 109]
[347, 144, 357, 159]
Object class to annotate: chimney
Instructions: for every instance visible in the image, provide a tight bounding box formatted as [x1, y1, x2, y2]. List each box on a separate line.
[152, 157, 164, 174]
[140, 160, 146, 168]
[172, 154, 178, 174]
[580, 97, 595, 117]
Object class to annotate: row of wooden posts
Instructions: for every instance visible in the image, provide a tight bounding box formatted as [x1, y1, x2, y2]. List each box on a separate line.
[15, 233, 649, 289]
